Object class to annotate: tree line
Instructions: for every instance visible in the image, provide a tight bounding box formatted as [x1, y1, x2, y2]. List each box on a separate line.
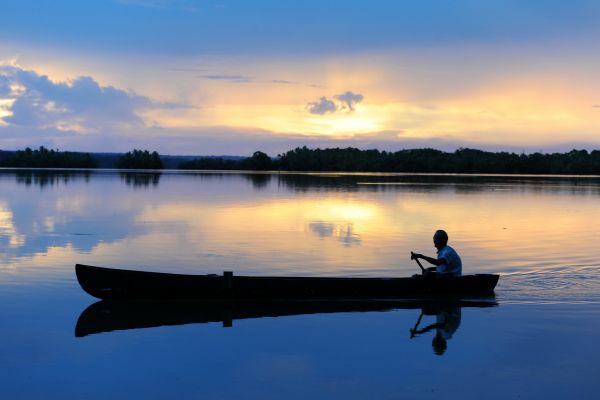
[0, 147, 163, 169]
[181, 147, 600, 175]
[4, 146, 600, 174]
[115, 149, 163, 169]
[0, 146, 97, 168]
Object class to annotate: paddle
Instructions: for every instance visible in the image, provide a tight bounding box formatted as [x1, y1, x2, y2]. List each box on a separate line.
[411, 251, 426, 274]
[410, 312, 424, 338]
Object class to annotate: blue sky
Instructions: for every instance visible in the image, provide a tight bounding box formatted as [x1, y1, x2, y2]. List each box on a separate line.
[3, 1, 599, 55]
[1, 0, 600, 154]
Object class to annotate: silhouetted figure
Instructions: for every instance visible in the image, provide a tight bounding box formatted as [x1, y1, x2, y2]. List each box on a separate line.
[410, 305, 462, 356]
[411, 230, 462, 276]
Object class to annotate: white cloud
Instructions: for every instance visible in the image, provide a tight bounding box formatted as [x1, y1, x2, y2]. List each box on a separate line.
[0, 64, 184, 133]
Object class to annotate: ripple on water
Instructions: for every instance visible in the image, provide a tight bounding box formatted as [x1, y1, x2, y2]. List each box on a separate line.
[497, 263, 600, 303]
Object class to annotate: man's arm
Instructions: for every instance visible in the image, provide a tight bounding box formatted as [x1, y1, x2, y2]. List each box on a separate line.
[411, 252, 445, 266]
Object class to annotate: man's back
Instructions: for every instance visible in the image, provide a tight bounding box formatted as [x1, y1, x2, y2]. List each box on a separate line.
[436, 245, 462, 276]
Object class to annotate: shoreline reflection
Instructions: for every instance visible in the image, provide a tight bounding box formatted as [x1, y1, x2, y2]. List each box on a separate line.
[75, 298, 497, 338]
[14, 171, 91, 188]
[119, 172, 161, 188]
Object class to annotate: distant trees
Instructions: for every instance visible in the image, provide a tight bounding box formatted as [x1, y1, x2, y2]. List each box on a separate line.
[179, 157, 241, 170]
[179, 146, 600, 175]
[3, 145, 600, 174]
[179, 151, 273, 171]
[0, 146, 97, 168]
[276, 147, 600, 174]
[116, 149, 163, 169]
[244, 151, 273, 170]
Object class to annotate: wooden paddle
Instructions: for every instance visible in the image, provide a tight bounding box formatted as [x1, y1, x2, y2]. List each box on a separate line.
[411, 251, 426, 274]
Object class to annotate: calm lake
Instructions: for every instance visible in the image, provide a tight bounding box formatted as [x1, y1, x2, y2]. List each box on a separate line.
[1, 170, 599, 399]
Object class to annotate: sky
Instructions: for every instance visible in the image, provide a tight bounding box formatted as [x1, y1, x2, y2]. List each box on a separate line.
[1, 0, 600, 155]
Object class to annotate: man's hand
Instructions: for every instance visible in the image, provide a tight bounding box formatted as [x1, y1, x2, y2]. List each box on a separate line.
[410, 251, 423, 260]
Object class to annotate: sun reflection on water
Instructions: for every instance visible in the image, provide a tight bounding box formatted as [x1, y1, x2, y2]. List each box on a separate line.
[1, 172, 600, 301]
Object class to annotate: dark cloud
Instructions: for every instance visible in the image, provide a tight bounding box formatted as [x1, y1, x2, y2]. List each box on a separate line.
[306, 91, 364, 115]
[334, 91, 364, 111]
[306, 96, 337, 115]
[272, 79, 325, 88]
[0, 65, 184, 132]
[200, 75, 253, 83]
[271, 79, 295, 85]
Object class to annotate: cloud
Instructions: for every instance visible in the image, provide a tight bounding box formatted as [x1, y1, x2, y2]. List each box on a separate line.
[0, 64, 184, 133]
[200, 74, 253, 83]
[271, 79, 325, 88]
[306, 96, 337, 115]
[334, 91, 364, 111]
[271, 79, 295, 85]
[306, 91, 364, 115]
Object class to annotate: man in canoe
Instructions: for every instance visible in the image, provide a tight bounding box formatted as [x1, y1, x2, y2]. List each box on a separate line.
[411, 230, 462, 276]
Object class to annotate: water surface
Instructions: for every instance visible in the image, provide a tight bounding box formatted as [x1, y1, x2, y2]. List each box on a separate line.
[1, 170, 599, 399]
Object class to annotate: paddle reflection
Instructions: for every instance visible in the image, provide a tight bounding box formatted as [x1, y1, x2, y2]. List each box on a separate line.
[75, 299, 497, 340]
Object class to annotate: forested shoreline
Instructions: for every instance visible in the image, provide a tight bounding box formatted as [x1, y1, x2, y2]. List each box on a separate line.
[0, 147, 97, 168]
[3, 146, 600, 174]
[181, 147, 600, 175]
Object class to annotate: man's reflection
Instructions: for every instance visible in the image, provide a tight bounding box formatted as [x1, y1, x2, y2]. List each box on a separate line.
[410, 305, 461, 355]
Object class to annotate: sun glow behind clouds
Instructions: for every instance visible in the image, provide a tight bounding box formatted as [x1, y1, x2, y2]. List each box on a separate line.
[188, 103, 387, 137]
[3, 39, 600, 152]
[0, 98, 15, 124]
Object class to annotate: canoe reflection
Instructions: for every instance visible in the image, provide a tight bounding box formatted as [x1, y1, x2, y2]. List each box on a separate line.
[410, 303, 464, 355]
[75, 298, 497, 338]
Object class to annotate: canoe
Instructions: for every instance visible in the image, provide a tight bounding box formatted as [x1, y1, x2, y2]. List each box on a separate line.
[75, 298, 498, 337]
[75, 264, 500, 300]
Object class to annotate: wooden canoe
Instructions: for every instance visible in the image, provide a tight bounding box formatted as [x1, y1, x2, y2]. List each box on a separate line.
[75, 264, 499, 300]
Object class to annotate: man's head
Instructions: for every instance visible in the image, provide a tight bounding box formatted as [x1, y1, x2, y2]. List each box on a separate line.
[432, 334, 447, 356]
[433, 230, 448, 250]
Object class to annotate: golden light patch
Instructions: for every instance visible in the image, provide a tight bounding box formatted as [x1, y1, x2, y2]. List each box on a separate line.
[0, 203, 24, 249]
[0, 98, 15, 124]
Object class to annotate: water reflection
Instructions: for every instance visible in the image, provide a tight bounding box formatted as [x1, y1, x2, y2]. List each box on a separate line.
[74, 298, 496, 339]
[308, 221, 361, 246]
[277, 173, 600, 195]
[242, 173, 272, 189]
[410, 303, 462, 355]
[119, 172, 161, 188]
[1, 170, 600, 301]
[14, 171, 91, 188]
[275, 173, 600, 195]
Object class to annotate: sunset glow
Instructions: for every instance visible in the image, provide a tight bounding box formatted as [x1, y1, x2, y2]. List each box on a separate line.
[1, 2, 600, 154]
